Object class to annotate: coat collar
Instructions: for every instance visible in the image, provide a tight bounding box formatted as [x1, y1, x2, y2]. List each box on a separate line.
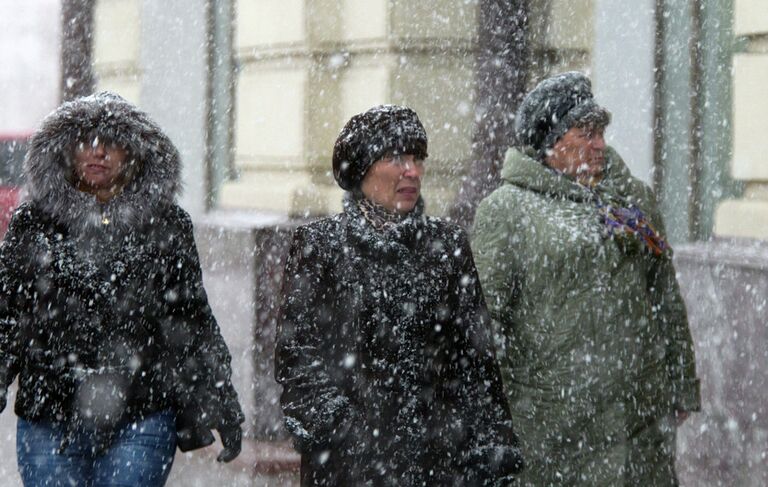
[342, 192, 428, 260]
[500, 146, 646, 205]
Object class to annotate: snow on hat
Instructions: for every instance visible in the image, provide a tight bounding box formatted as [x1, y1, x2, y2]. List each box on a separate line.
[514, 71, 611, 159]
[332, 104, 428, 191]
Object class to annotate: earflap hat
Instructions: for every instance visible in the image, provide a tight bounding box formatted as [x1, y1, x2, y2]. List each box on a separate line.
[515, 72, 610, 160]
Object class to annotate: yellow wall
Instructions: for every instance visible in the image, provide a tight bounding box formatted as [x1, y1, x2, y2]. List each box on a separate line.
[91, 0, 596, 217]
[223, 0, 484, 216]
[714, 0, 768, 239]
[92, 0, 141, 103]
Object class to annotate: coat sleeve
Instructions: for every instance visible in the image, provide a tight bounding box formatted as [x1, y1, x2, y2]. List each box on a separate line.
[274, 225, 355, 454]
[644, 202, 701, 413]
[160, 208, 245, 432]
[471, 195, 526, 381]
[0, 206, 33, 400]
[450, 228, 524, 480]
[607, 150, 700, 414]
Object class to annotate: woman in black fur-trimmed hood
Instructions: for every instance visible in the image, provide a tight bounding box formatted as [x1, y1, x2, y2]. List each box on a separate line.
[275, 105, 523, 486]
[0, 92, 244, 486]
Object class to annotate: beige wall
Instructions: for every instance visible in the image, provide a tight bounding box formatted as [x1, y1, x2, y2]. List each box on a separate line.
[391, 0, 477, 41]
[734, 0, 768, 36]
[223, 0, 478, 216]
[732, 55, 768, 181]
[546, 0, 593, 51]
[714, 0, 768, 239]
[89, 0, 596, 217]
[223, 0, 594, 216]
[92, 0, 141, 103]
[528, 0, 593, 83]
[341, 0, 387, 41]
[227, 1, 314, 214]
[237, 0, 305, 47]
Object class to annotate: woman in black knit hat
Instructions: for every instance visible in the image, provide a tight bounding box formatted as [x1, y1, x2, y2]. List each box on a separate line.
[275, 104, 523, 486]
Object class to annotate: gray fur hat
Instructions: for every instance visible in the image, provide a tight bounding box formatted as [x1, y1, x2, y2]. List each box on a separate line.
[514, 72, 610, 159]
[332, 105, 428, 191]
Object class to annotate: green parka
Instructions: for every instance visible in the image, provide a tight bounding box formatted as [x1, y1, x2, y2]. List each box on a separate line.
[472, 147, 700, 486]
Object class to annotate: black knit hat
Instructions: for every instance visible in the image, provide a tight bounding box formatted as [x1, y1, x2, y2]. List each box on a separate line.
[332, 105, 428, 191]
[515, 72, 611, 159]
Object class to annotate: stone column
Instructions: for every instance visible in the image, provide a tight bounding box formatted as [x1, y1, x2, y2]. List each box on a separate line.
[140, 0, 209, 219]
[714, 0, 768, 239]
[592, 0, 656, 184]
[61, 0, 96, 101]
[93, 0, 211, 219]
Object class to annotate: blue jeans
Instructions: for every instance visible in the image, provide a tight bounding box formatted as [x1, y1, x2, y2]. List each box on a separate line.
[16, 411, 176, 487]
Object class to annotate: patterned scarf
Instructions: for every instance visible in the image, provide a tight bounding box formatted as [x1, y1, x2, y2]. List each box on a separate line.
[594, 194, 668, 257]
[355, 195, 409, 231]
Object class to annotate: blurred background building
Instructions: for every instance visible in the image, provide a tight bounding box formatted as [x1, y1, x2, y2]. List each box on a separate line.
[1, 1, 767, 486]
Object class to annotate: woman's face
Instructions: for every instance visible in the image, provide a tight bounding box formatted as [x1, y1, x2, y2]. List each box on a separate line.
[73, 138, 128, 195]
[361, 154, 425, 214]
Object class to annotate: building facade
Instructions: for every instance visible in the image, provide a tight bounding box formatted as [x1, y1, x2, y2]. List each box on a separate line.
[714, 0, 768, 239]
[91, 0, 597, 218]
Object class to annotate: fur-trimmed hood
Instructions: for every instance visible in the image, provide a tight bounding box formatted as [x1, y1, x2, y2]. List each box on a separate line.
[24, 92, 181, 234]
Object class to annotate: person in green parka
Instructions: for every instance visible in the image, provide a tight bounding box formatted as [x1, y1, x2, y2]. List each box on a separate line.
[471, 72, 701, 486]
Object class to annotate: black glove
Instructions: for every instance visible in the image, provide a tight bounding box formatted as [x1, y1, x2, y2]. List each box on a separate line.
[0, 388, 6, 414]
[216, 425, 242, 463]
[176, 425, 215, 452]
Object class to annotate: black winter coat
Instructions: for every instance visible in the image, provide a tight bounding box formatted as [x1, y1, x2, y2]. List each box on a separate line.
[0, 92, 243, 450]
[275, 196, 522, 486]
